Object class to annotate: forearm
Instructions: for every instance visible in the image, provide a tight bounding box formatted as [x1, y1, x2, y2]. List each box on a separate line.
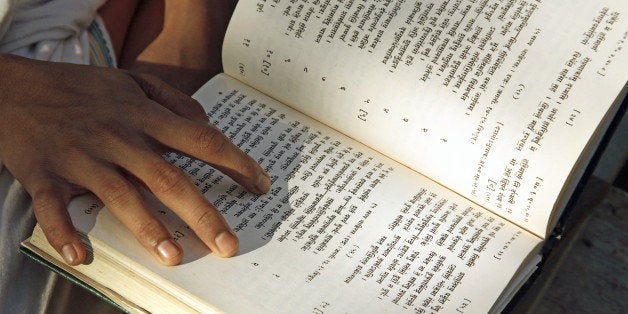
[116, 0, 237, 94]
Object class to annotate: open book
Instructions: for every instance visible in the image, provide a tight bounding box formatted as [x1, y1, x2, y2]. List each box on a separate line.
[21, 0, 627, 313]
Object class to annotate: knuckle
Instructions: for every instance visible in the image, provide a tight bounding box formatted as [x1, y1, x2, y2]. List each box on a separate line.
[97, 122, 128, 145]
[133, 221, 165, 246]
[42, 223, 68, 246]
[129, 71, 164, 96]
[83, 122, 129, 152]
[100, 178, 134, 208]
[31, 192, 72, 246]
[135, 72, 162, 85]
[194, 209, 221, 232]
[194, 126, 228, 154]
[32, 193, 59, 217]
[51, 147, 88, 173]
[153, 165, 187, 195]
[242, 156, 262, 176]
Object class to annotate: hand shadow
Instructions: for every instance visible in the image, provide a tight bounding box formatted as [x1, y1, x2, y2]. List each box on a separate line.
[171, 117, 305, 262]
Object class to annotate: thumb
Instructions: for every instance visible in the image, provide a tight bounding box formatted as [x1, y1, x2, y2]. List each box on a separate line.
[128, 71, 209, 123]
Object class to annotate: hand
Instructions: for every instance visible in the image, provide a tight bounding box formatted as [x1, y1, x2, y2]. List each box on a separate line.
[0, 54, 270, 266]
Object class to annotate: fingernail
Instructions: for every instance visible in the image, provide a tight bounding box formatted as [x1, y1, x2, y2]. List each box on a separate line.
[61, 244, 78, 265]
[215, 230, 238, 257]
[157, 239, 181, 263]
[255, 173, 271, 194]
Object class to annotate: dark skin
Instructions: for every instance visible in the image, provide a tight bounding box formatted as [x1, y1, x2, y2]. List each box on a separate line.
[0, 0, 261, 266]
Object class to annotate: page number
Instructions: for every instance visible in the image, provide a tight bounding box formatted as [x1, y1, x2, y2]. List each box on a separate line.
[358, 109, 368, 122]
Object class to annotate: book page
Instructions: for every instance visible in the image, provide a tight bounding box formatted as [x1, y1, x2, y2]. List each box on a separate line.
[222, 0, 628, 237]
[66, 75, 542, 313]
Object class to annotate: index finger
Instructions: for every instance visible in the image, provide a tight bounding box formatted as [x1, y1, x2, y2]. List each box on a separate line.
[143, 107, 271, 194]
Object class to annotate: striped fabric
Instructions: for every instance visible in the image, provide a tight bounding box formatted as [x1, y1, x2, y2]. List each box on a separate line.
[87, 16, 116, 67]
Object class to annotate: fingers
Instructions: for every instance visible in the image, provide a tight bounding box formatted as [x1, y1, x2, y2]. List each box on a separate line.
[30, 180, 86, 266]
[128, 72, 271, 195]
[112, 145, 240, 257]
[91, 170, 184, 265]
[1, 60, 269, 267]
[171, 122, 271, 194]
[31, 103, 265, 264]
[144, 111, 271, 195]
[83, 170, 184, 265]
